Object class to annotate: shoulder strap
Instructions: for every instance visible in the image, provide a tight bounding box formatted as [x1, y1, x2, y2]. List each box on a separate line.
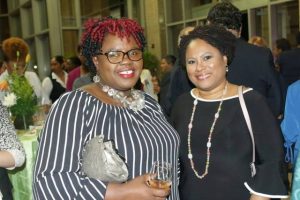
[238, 86, 256, 177]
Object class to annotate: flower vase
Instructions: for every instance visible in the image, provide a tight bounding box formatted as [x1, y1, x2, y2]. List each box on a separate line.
[22, 114, 28, 130]
[13, 113, 33, 130]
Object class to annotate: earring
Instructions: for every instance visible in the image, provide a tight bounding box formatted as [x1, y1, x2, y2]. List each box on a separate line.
[226, 65, 229, 72]
[93, 74, 100, 83]
[93, 57, 99, 65]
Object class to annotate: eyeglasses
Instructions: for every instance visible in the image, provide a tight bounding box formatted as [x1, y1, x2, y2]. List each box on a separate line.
[99, 48, 143, 64]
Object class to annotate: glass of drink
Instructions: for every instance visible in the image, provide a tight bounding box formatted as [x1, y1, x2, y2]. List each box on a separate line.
[148, 161, 172, 189]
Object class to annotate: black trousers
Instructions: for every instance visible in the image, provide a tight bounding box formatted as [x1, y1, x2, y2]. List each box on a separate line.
[0, 168, 13, 200]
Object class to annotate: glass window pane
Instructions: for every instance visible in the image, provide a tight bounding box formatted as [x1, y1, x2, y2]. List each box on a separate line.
[7, 0, 19, 11]
[62, 30, 79, 58]
[60, 0, 76, 26]
[22, 6, 34, 37]
[80, 0, 125, 24]
[253, 7, 269, 46]
[11, 13, 22, 37]
[36, 34, 50, 79]
[272, 1, 299, 47]
[165, 0, 183, 23]
[0, 0, 8, 14]
[184, 0, 212, 20]
[25, 38, 37, 72]
[35, 0, 48, 31]
[0, 17, 10, 41]
[167, 24, 184, 56]
[131, 0, 141, 22]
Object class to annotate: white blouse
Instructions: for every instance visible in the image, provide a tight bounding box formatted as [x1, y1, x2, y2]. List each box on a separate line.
[41, 71, 68, 104]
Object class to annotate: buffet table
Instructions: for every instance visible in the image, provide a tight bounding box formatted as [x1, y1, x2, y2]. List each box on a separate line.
[8, 128, 41, 200]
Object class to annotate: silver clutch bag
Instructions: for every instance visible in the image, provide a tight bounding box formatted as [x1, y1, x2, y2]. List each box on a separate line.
[82, 135, 128, 183]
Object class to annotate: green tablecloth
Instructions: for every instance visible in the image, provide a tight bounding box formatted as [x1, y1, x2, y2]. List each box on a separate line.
[8, 129, 40, 200]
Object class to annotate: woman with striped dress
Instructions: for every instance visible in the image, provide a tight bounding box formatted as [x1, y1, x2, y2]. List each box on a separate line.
[33, 17, 180, 200]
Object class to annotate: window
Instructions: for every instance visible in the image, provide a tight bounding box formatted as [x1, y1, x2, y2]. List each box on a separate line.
[271, 1, 299, 47]
[61, 0, 76, 26]
[250, 6, 269, 46]
[80, 0, 125, 24]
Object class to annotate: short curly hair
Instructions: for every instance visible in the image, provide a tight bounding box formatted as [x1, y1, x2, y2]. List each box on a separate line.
[179, 24, 236, 67]
[80, 16, 147, 77]
[207, 1, 242, 31]
[2, 37, 29, 62]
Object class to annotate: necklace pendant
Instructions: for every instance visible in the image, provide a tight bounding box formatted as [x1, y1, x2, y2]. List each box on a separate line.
[102, 85, 109, 93]
[96, 81, 145, 112]
[107, 88, 116, 96]
[206, 142, 211, 148]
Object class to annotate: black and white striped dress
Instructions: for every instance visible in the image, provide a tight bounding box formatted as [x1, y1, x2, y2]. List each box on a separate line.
[33, 90, 180, 199]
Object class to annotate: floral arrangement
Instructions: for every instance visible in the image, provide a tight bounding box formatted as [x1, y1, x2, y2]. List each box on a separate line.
[0, 53, 37, 121]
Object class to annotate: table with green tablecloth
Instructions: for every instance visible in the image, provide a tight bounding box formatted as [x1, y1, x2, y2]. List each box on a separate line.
[8, 128, 40, 200]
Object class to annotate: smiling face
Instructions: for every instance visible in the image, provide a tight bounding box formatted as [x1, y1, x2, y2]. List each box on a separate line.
[185, 39, 228, 93]
[92, 34, 143, 92]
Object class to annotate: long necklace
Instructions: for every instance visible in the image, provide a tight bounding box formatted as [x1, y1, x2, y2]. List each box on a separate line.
[187, 82, 228, 179]
[96, 82, 145, 112]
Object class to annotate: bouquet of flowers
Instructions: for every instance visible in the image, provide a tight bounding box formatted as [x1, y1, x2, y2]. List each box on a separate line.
[0, 53, 37, 129]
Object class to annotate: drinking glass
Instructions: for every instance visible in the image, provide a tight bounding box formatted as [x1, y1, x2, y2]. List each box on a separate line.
[148, 161, 172, 189]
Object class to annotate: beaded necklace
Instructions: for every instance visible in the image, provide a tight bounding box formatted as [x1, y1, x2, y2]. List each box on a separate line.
[187, 82, 228, 179]
[96, 82, 145, 112]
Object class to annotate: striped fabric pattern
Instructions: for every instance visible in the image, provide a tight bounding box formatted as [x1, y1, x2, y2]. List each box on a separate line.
[33, 90, 180, 199]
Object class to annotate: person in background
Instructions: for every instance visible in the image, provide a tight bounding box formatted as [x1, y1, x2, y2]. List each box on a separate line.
[281, 80, 300, 167]
[167, 27, 195, 108]
[272, 38, 292, 106]
[41, 55, 67, 104]
[171, 24, 288, 200]
[0, 102, 25, 200]
[64, 56, 81, 73]
[140, 68, 158, 101]
[273, 38, 291, 71]
[0, 37, 43, 101]
[158, 55, 176, 117]
[72, 61, 92, 90]
[65, 55, 81, 91]
[72, 46, 92, 90]
[277, 32, 300, 87]
[248, 36, 268, 48]
[33, 16, 179, 200]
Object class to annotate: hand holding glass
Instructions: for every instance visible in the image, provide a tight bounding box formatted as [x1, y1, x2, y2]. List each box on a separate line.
[148, 161, 172, 189]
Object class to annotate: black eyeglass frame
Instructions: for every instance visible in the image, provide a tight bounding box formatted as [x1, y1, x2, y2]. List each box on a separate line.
[98, 48, 143, 64]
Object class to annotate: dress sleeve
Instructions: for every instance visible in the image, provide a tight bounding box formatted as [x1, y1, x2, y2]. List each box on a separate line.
[281, 82, 300, 164]
[25, 71, 43, 99]
[0, 104, 25, 169]
[243, 91, 288, 199]
[33, 92, 108, 199]
[41, 77, 53, 104]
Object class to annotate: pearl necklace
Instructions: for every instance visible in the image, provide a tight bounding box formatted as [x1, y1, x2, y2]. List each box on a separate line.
[97, 82, 145, 112]
[187, 82, 228, 179]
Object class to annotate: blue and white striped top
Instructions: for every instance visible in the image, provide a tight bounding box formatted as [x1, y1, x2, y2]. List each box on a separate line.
[33, 89, 180, 199]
